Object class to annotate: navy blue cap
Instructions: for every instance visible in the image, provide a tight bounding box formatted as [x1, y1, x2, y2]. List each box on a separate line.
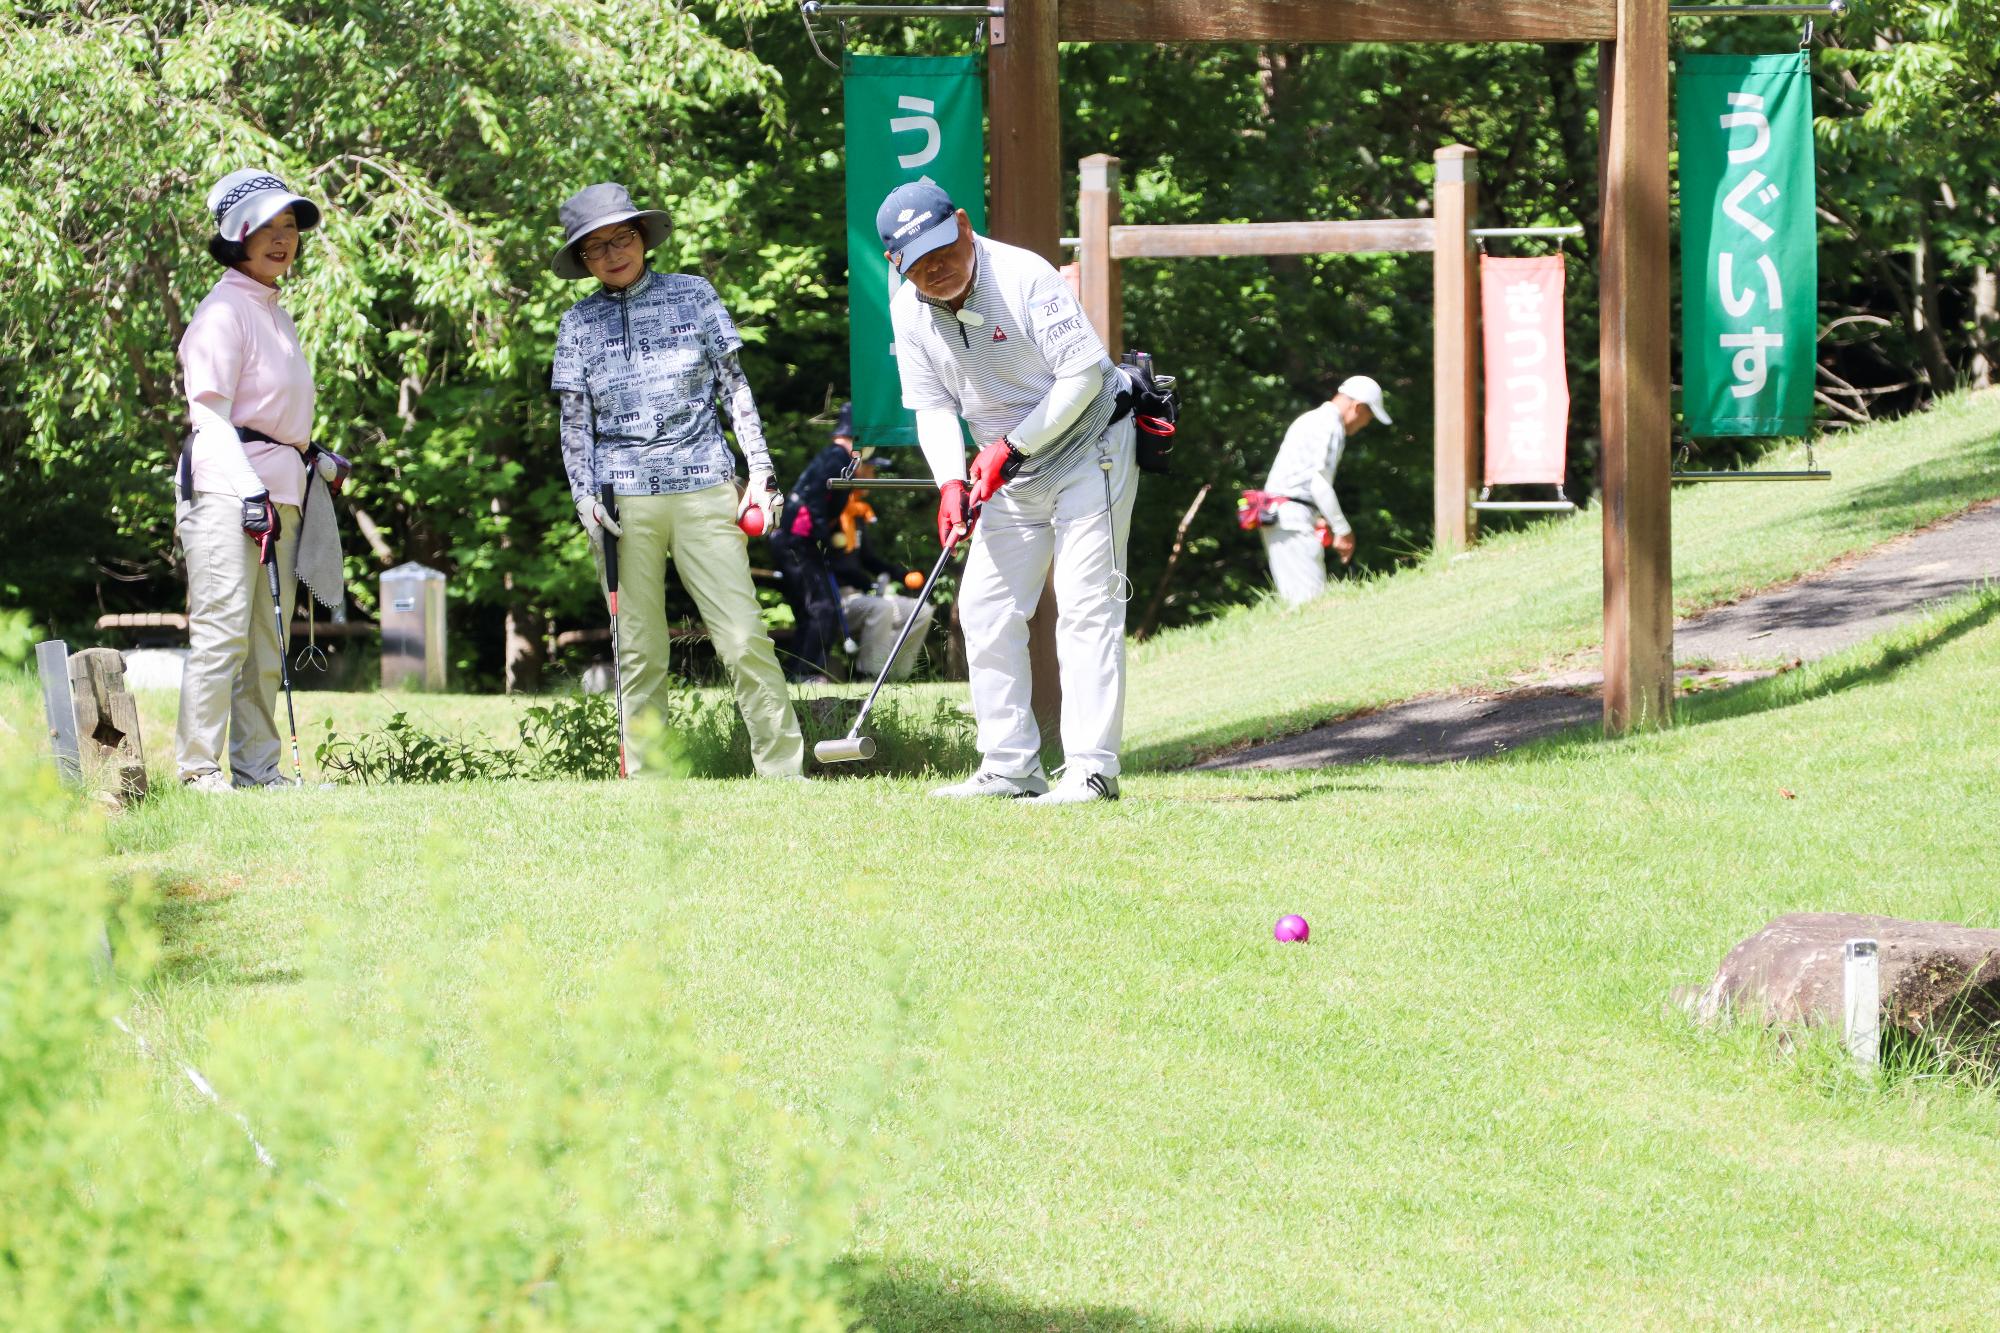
[877, 180, 961, 275]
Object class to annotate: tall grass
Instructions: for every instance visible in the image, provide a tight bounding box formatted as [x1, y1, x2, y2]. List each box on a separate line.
[0, 740, 908, 1330]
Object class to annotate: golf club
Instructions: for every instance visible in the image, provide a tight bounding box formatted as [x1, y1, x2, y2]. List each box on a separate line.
[813, 502, 975, 765]
[601, 483, 628, 779]
[259, 527, 305, 785]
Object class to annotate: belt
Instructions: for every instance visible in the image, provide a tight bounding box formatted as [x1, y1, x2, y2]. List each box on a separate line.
[178, 426, 310, 503]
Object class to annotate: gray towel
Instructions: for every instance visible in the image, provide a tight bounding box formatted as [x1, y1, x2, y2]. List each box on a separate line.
[295, 468, 348, 621]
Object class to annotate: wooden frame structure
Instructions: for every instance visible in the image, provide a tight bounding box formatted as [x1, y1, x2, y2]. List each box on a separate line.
[988, 0, 1673, 735]
[1074, 145, 1484, 554]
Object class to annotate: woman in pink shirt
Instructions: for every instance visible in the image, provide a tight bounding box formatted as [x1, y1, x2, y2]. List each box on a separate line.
[174, 169, 346, 791]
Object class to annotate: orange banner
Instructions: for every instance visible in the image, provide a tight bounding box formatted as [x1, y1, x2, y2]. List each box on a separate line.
[1480, 255, 1570, 487]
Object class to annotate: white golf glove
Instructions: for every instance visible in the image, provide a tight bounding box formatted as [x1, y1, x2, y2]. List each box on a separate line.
[738, 469, 782, 531]
[576, 494, 622, 538]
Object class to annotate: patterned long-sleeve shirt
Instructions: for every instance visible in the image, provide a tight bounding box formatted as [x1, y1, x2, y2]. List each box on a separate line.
[550, 268, 771, 503]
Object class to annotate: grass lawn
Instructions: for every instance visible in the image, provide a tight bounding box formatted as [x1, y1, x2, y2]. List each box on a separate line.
[1126, 388, 2000, 766]
[8, 394, 2000, 1327]
[77, 585, 2000, 1328]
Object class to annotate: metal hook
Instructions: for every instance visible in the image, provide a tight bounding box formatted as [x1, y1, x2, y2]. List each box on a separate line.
[1800, 15, 1814, 47]
[800, 2, 841, 71]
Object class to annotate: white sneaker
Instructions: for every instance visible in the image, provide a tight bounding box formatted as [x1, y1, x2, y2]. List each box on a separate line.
[1029, 770, 1120, 805]
[181, 770, 234, 794]
[930, 767, 1050, 799]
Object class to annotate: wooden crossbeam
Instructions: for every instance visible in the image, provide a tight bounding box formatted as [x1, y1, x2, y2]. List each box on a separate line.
[1109, 218, 1436, 261]
[1058, 0, 1617, 44]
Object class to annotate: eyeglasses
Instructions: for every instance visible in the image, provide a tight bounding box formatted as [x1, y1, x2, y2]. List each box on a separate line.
[579, 229, 642, 263]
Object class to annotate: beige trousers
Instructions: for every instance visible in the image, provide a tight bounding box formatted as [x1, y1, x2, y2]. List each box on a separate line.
[175, 491, 302, 785]
[596, 484, 803, 777]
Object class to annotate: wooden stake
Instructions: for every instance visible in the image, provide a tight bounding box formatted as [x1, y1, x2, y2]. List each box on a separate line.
[1433, 145, 1480, 555]
[1078, 153, 1123, 358]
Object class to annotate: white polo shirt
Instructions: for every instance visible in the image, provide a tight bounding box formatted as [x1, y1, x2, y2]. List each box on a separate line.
[1263, 401, 1352, 537]
[891, 235, 1120, 494]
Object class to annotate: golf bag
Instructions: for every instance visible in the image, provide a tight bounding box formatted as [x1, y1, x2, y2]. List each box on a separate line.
[1112, 349, 1179, 475]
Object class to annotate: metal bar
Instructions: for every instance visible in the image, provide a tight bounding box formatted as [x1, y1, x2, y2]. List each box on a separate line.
[1668, 1, 1843, 16]
[828, 477, 935, 490]
[1469, 225, 1585, 238]
[1671, 470, 1832, 481]
[801, 2, 1002, 17]
[35, 639, 82, 787]
[1059, 235, 1081, 248]
[1471, 500, 1580, 512]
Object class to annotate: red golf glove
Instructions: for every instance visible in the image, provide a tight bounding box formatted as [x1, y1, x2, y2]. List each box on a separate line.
[967, 438, 1022, 506]
[936, 479, 972, 549]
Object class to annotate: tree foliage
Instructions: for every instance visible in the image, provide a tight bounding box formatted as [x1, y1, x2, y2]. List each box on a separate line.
[2, 2, 1991, 672]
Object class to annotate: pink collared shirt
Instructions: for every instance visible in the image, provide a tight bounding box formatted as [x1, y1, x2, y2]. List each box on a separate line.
[179, 268, 316, 503]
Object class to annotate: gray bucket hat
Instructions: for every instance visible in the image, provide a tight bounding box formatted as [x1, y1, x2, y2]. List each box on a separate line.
[550, 182, 671, 280]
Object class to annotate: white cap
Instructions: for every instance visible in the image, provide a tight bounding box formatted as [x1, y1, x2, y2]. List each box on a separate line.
[1336, 374, 1391, 425]
[206, 169, 321, 243]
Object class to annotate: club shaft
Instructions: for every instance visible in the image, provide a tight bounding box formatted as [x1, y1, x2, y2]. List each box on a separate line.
[846, 520, 965, 738]
[601, 484, 628, 779]
[264, 549, 303, 784]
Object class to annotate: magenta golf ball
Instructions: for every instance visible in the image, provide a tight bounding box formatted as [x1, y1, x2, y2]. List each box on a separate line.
[1273, 914, 1310, 943]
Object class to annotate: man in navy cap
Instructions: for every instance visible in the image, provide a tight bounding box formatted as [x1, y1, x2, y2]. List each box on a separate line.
[878, 180, 1137, 804]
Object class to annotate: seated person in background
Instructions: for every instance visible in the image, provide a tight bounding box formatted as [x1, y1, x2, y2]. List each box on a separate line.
[770, 403, 860, 681]
[830, 487, 934, 683]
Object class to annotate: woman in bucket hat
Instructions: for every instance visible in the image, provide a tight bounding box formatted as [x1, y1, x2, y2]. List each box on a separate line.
[549, 182, 804, 777]
[174, 169, 351, 792]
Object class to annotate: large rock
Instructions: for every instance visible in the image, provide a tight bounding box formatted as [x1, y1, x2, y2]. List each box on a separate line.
[1692, 913, 2000, 1067]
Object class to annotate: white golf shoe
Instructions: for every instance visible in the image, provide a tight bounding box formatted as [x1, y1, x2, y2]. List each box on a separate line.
[1029, 769, 1120, 806]
[929, 767, 1050, 799]
[181, 770, 235, 794]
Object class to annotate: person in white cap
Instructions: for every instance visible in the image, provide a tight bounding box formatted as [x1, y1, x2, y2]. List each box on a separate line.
[877, 179, 1138, 805]
[1258, 375, 1390, 606]
[174, 169, 351, 791]
[548, 181, 804, 778]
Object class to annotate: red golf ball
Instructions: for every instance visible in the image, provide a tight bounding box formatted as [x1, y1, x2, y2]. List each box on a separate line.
[739, 507, 765, 536]
[1273, 914, 1310, 943]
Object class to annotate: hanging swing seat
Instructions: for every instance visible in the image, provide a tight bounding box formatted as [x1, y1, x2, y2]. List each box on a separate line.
[1672, 440, 1829, 482]
[1473, 485, 1577, 513]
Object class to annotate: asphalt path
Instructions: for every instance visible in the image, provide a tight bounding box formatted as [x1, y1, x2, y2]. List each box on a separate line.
[1203, 501, 2000, 771]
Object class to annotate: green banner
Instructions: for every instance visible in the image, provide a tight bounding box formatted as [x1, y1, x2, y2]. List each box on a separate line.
[843, 53, 987, 448]
[1678, 53, 1817, 438]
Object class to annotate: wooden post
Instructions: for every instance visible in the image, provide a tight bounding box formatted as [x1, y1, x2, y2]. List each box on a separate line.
[69, 647, 148, 804]
[1078, 153, 1123, 357]
[1600, 0, 1674, 733]
[987, 0, 1063, 262]
[987, 0, 1065, 746]
[1432, 144, 1479, 554]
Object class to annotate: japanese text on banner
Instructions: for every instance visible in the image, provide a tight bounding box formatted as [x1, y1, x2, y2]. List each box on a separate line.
[1480, 255, 1569, 487]
[843, 54, 987, 448]
[1678, 52, 1817, 438]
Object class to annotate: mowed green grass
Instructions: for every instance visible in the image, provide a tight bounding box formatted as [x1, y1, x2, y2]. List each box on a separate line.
[93, 588, 2000, 1329]
[1126, 389, 2000, 766]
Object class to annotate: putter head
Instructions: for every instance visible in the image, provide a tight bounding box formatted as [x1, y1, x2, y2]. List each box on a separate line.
[813, 735, 876, 765]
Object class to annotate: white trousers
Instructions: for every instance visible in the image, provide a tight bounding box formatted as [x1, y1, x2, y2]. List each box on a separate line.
[175, 491, 302, 784]
[1262, 521, 1328, 606]
[960, 419, 1137, 779]
[842, 590, 937, 682]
